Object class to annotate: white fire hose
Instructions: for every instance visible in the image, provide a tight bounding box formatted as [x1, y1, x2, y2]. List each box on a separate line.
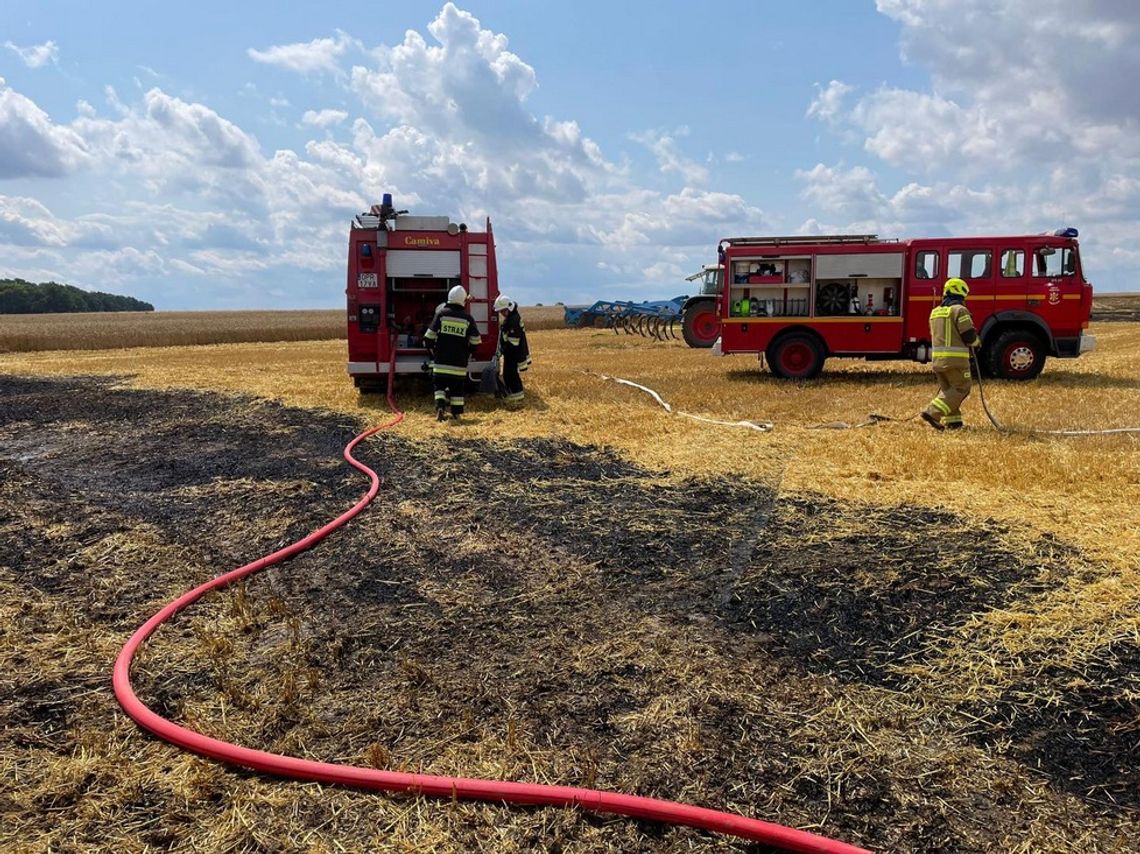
[593, 373, 773, 432]
[592, 365, 1140, 437]
[970, 350, 1140, 436]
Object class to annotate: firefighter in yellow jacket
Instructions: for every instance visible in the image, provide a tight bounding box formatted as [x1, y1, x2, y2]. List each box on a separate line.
[922, 277, 979, 431]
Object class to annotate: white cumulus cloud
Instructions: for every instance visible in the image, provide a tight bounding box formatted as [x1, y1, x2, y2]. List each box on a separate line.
[0, 194, 71, 246]
[799, 1, 1140, 289]
[345, 2, 616, 218]
[350, 3, 539, 142]
[0, 77, 89, 178]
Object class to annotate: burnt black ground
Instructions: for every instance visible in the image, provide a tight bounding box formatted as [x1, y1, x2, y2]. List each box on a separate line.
[1, 374, 1136, 852]
[967, 640, 1139, 810]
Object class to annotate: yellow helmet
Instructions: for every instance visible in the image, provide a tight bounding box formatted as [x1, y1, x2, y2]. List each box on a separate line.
[943, 277, 969, 298]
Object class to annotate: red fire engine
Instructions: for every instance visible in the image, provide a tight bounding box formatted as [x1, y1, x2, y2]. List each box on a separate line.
[346, 195, 500, 390]
[691, 229, 1095, 380]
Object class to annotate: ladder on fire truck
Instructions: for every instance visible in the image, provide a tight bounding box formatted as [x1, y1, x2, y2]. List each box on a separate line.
[721, 234, 889, 247]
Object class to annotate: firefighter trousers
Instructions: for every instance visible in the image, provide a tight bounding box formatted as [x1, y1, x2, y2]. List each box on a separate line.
[925, 363, 971, 426]
[432, 370, 466, 416]
[501, 355, 525, 403]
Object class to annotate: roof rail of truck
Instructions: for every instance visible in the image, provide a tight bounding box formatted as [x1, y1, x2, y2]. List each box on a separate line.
[721, 234, 888, 246]
[353, 214, 383, 229]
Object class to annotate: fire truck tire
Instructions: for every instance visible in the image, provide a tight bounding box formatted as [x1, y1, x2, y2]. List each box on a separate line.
[681, 299, 720, 348]
[767, 332, 826, 380]
[984, 328, 1047, 381]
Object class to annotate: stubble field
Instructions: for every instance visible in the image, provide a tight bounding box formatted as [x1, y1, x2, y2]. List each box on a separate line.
[0, 295, 1132, 351]
[1, 313, 1137, 852]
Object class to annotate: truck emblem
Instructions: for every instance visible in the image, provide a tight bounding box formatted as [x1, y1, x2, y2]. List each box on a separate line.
[1048, 287, 1061, 305]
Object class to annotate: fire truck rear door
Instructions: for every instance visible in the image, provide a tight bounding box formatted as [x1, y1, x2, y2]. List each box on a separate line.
[466, 243, 489, 338]
[384, 250, 461, 278]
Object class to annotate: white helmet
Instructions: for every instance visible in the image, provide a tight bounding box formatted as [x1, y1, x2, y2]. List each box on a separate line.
[493, 294, 516, 313]
[447, 285, 468, 306]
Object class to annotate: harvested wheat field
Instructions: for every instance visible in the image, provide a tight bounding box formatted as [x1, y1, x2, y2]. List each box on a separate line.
[1092, 293, 1140, 323]
[0, 310, 344, 353]
[0, 306, 569, 354]
[1, 318, 1138, 852]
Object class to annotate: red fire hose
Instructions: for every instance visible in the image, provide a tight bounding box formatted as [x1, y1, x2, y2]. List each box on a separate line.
[112, 353, 870, 854]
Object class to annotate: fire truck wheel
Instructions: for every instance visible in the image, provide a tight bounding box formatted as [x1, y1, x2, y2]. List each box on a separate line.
[681, 299, 720, 348]
[767, 333, 826, 380]
[985, 328, 1047, 381]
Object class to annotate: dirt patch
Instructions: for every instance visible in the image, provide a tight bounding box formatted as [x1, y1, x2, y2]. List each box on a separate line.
[1, 374, 1136, 853]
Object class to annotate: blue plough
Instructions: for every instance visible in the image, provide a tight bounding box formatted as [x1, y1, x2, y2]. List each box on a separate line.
[563, 296, 688, 340]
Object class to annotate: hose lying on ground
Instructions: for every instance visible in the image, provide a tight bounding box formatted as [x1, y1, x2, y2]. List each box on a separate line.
[593, 363, 1140, 437]
[593, 372, 774, 432]
[113, 354, 869, 854]
[809, 413, 919, 430]
[593, 371, 921, 432]
[970, 350, 1140, 436]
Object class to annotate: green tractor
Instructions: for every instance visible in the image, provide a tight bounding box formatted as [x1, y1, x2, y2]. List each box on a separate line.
[680, 264, 723, 348]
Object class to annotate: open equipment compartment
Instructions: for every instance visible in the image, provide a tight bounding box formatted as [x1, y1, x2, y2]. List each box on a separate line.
[814, 251, 904, 317]
[727, 254, 812, 318]
[384, 244, 460, 349]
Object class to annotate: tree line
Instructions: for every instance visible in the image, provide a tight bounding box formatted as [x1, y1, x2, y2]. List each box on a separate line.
[0, 279, 154, 313]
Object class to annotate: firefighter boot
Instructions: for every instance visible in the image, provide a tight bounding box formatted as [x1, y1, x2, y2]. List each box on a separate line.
[921, 411, 945, 431]
[436, 406, 448, 422]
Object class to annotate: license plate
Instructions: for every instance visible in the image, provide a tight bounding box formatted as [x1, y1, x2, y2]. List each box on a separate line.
[358, 272, 379, 289]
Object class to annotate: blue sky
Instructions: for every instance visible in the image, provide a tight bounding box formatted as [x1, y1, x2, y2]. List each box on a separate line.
[2, 1, 1137, 309]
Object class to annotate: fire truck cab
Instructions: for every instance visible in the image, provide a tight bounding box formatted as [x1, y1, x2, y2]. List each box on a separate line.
[712, 229, 1095, 380]
[346, 195, 499, 390]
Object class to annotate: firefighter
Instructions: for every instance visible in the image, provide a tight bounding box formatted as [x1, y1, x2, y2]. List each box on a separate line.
[493, 294, 530, 404]
[922, 277, 979, 431]
[423, 285, 481, 421]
